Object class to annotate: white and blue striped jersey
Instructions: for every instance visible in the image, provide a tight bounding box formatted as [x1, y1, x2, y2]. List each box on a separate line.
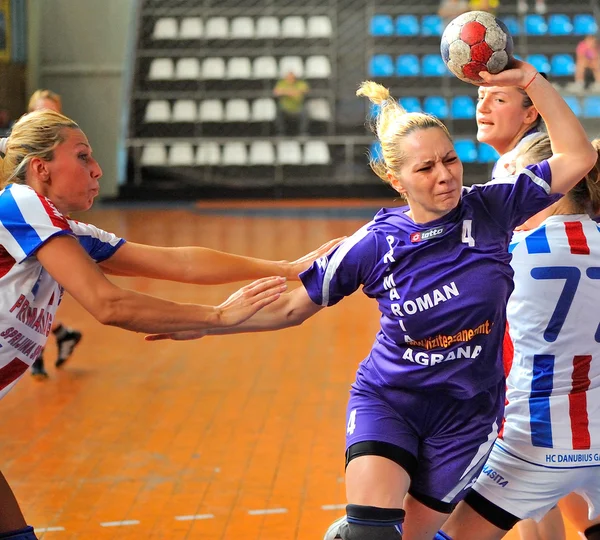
[499, 214, 600, 466]
[0, 183, 124, 399]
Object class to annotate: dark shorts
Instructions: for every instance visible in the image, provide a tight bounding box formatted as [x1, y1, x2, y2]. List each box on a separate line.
[345, 359, 505, 510]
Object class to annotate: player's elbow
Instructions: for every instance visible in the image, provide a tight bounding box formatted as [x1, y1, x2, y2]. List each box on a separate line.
[86, 289, 130, 327]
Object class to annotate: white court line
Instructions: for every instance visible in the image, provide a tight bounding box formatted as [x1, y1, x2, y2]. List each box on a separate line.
[175, 514, 215, 521]
[321, 504, 346, 511]
[100, 520, 140, 527]
[248, 508, 288, 516]
[35, 527, 65, 533]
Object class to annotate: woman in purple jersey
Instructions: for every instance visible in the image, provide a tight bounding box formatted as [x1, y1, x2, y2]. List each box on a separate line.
[0, 109, 339, 540]
[146, 61, 595, 540]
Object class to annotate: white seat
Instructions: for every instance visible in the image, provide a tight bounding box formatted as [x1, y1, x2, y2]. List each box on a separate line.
[307, 98, 331, 121]
[198, 100, 224, 122]
[281, 16, 306, 38]
[179, 17, 203, 39]
[249, 141, 275, 165]
[303, 140, 330, 164]
[168, 143, 194, 166]
[222, 142, 248, 165]
[251, 98, 277, 121]
[230, 17, 254, 38]
[225, 99, 250, 122]
[141, 143, 167, 166]
[307, 16, 332, 38]
[252, 56, 278, 79]
[153, 18, 178, 40]
[226, 57, 252, 79]
[255, 16, 280, 38]
[205, 17, 229, 38]
[279, 56, 304, 78]
[145, 100, 171, 123]
[148, 58, 174, 80]
[276, 141, 302, 165]
[175, 58, 201, 80]
[202, 57, 226, 79]
[196, 143, 221, 165]
[172, 100, 197, 122]
[305, 55, 331, 78]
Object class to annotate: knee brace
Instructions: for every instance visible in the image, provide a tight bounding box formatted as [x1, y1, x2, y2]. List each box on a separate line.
[341, 504, 405, 539]
[585, 523, 600, 539]
[0, 526, 38, 540]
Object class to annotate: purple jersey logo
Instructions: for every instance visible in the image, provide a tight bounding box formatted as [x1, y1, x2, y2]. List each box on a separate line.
[410, 227, 445, 243]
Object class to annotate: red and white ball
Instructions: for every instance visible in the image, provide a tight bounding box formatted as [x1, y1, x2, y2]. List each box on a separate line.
[441, 10, 514, 84]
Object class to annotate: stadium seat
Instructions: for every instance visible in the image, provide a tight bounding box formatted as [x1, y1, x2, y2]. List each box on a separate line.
[179, 17, 203, 39]
[256, 16, 280, 38]
[303, 140, 331, 164]
[202, 57, 226, 79]
[451, 95, 476, 119]
[370, 15, 394, 36]
[478, 143, 500, 163]
[500, 16, 520, 36]
[305, 56, 331, 78]
[396, 54, 420, 76]
[279, 56, 304, 77]
[399, 97, 421, 113]
[526, 54, 550, 74]
[370, 141, 383, 161]
[573, 14, 598, 35]
[145, 100, 171, 123]
[175, 58, 201, 80]
[423, 96, 449, 119]
[148, 58, 174, 80]
[227, 57, 252, 79]
[225, 99, 251, 122]
[583, 96, 600, 118]
[141, 143, 167, 166]
[395, 15, 419, 36]
[369, 54, 394, 77]
[421, 14, 443, 36]
[307, 98, 331, 121]
[564, 96, 581, 116]
[524, 14, 547, 35]
[230, 17, 254, 38]
[168, 143, 194, 166]
[277, 141, 302, 164]
[550, 54, 575, 77]
[253, 56, 278, 79]
[454, 139, 478, 163]
[222, 142, 248, 165]
[548, 14, 573, 35]
[281, 16, 306, 38]
[422, 54, 447, 76]
[205, 17, 229, 39]
[153, 18, 178, 40]
[199, 99, 224, 122]
[172, 100, 197, 122]
[249, 141, 275, 165]
[251, 98, 277, 121]
[196, 143, 221, 165]
[307, 16, 332, 38]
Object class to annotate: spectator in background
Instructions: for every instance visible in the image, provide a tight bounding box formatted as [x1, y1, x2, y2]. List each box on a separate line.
[27, 89, 62, 114]
[438, 0, 468, 26]
[273, 71, 309, 135]
[469, 0, 500, 15]
[566, 35, 600, 94]
[517, 0, 547, 14]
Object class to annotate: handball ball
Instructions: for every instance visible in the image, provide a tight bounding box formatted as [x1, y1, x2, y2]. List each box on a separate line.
[441, 10, 514, 84]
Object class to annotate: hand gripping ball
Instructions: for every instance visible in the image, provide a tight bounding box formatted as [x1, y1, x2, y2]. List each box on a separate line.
[441, 10, 514, 84]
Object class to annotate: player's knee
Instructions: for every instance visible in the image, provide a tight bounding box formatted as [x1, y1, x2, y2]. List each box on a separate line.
[343, 504, 405, 539]
[0, 526, 38, 539]
[584, 523, 600, 540]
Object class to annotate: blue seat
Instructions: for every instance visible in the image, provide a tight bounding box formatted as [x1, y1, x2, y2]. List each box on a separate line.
[423, 96, 449, 118]
[524, 14, 547, 35]
[421, 14, 443, 36]
[369, 54, 394, 77]
[564, 96, 581, 116]
[551, 54, 575, 77]
[370, 141, 383, 160]
[583, 96, 600, 118]
[399, 96, 421, 113]
[396, 15, 419, 36]
[548, 14, 573, 35]
[526, 54, 550, 74]
[455, 139, 478, 163]
[370, 15, 394, 36]
[478, 143, 500, 163]
[422, 54, 447, 76]
[451, 95, 476, 119]
[500, 16, 521, 36]
[573, 14, 598, 35]
[396, 54, 420, 76]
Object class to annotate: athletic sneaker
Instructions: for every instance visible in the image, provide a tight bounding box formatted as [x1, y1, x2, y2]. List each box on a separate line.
[55, 329, 82, 368]
[324, 516, 348, 539]
[31, 356, 49, 380]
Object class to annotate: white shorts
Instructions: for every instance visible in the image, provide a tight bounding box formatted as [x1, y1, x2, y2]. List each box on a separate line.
[471, 442, 600, 522]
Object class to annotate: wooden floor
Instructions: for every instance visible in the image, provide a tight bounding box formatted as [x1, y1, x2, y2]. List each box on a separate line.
[0, 202, 582, 539]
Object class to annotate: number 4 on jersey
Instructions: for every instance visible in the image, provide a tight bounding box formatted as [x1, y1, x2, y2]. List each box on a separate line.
[462, 219, 475, 247]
